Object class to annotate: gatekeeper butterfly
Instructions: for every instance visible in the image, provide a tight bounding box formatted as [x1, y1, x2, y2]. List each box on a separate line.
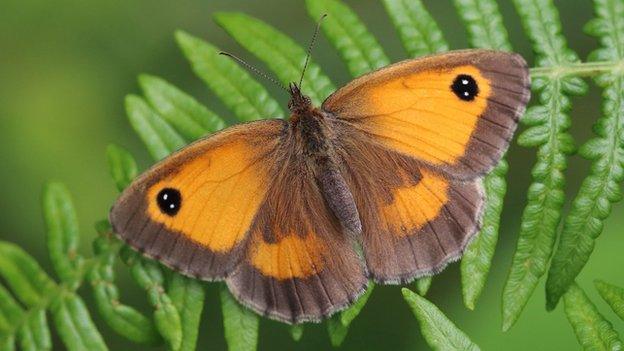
[111, 40, 530, 323]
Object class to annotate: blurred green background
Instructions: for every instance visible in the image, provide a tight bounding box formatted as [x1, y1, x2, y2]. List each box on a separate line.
[1, 0, 622, 349]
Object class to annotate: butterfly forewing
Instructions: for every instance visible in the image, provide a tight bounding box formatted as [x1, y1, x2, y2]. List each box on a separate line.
[323, 49, 530, 179]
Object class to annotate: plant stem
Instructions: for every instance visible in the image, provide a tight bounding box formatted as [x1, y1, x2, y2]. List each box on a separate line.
[530, 60, 624, 78]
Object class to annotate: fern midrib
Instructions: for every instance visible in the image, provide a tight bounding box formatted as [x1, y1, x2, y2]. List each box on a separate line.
[405, 3, 440, 55]
[528, 0, 564, 63]
[531, 60, 624, 78]
[474, 0, 501, 50]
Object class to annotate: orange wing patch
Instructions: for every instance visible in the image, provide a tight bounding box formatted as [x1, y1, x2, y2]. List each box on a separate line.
[324, 50, 530, 178]
[348, 65, 490, 165]
[250, 231, 326, 280]
[381, 169, 449, 237]
[145, 139, 270, 252]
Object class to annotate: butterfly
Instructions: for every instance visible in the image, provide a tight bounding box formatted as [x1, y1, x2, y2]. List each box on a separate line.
[111, 49, 530, 324]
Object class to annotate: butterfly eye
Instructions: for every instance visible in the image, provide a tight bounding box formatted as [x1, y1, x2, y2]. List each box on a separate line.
[157, 188, 181, 216]
[451, 74, 479, 101]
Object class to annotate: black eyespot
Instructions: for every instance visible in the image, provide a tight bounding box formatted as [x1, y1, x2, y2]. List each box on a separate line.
[451, 74, 479, 101]
[157, 188, 181, 216]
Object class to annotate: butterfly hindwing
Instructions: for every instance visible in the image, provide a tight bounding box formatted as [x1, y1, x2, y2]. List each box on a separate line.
[324, 49, 530, 179]
[334, 134, 484, 282]
[110, 120, 285, 279]
[226, 140, 368, 323]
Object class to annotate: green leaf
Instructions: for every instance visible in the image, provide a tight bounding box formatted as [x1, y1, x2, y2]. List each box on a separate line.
[42, 182, 82, 284]
[381, 0, 448, 57]
[545, 0, 624, 311]
[290, 325, 304, 342]
[402, 288, 480, 351]
[0, 283, 51, 351]
[167, 274, 205, 351]
[563, 283, 623, 350]
[461, 163, 507, 310]
[106, 144, 138, 192]
[220, 287, 259, 351]
[453, 0, 512, 51]
[0, 284, 23, 331]
[89, 232, 161, 345]
[415, 277, 433, 296]
[51, 293, 108, 351]
[305, 0, 389, 77]
[0, 242, 56, 307]
[139, 74, 225, 141]
[327, 283, 373, 347]
[121, 248, 182, 350]
[595, 280, 624, 321]
[125, 95, 186, 160]
[214, 12, 335, 105]
[502, 0, 587, 331]
[18, 310, 51, 351]
[175, 30, 284, 121]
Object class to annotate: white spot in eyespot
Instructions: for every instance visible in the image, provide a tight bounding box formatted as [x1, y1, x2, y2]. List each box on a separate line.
[462, 79, 469, 85]
[163, 194, 168, 200]
[170, 204, 175, 209]
[464, 91, 469, 96]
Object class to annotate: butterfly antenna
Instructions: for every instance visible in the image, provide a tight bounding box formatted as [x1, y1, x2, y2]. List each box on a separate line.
[219, 52, 288, 93]
[298, 14, 327, 88]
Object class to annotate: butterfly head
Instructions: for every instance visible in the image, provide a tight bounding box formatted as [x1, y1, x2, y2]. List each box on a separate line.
[288, 82, 313, 116]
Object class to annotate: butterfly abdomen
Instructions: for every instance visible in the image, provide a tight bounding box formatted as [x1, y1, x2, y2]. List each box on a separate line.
[292, 107, 362, 236]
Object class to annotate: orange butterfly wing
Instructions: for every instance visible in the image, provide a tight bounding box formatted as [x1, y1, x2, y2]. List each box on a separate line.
[110, 120, 283, 279]
[325, 50, 530, 178]
[326, 50, 530, 282]
[110, 119, 367, 323]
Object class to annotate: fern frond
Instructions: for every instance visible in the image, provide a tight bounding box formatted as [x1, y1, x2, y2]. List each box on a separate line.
[89, 222, 161, 345]
[305, 0, 389, 77]
[175, 31, 284, 120]
[0, 241, 107, 351]
[327, 284, 374, 347]
[139, 74, 225, 141]
[214, 12, 336, 104]
[119, 247, 182, 350]
[381, 0, 448, 57]
[545, 0, 624, 310]
[106, 144, 138, 192]
[125, 95, 186, 160]
[502, 0, 588, 331]
[415, 277, 433, 296]
[453, 0, 513, 310]
[563, 283, 623, 349]
[167, 275, 206, 351]
[595, 280, 624, 321]
[220, 287, 259, 351]
[453, 0, 512, 51]
[402, 288, 480, 351]
[43, 182, 83, 284]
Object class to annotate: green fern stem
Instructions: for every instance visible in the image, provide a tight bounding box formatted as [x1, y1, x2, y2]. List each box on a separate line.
[531, 60, 624, 78]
